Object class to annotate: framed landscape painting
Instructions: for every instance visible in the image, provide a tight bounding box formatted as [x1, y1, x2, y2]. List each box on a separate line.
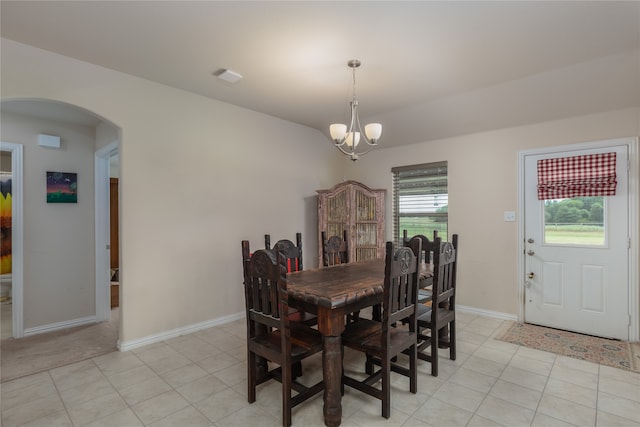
[47, 171, 77, 203]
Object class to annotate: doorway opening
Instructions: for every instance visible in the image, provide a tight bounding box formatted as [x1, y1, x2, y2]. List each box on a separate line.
[95, 142, 120, 323]
[2, 99, 120, 340]
[0, 142, 23, 338]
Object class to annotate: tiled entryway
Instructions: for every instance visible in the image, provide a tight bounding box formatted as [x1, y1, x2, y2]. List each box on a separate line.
[2, 312, 639, 426]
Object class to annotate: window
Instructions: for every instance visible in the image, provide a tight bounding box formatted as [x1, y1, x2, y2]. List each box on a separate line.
[543, 196, 606, 246]
[392, 162, 448, 245]
[537, 152, 615, 247]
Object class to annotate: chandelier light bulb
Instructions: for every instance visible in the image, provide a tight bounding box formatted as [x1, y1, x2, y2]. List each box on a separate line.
[364, 123, 382, 143]
[345, 132, 360, 148]
[330, 123, 347, 142]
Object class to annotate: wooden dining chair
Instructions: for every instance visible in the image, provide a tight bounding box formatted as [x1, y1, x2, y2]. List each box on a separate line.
[321, 230, 349, 266]
[341, 239, 422, 419]
[415, 234, 458, 376]
[265, 233, 303, 272]
[402, 230, 438, 304]
[402, 230, 438, 264]
[243, 239, 316, 327]
[242, 247, 324, 427]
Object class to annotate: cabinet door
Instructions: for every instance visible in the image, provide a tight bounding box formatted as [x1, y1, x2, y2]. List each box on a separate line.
[325, 188, 348, 239]
[317, 187, 349, 266]
[352, 186, 385, 262]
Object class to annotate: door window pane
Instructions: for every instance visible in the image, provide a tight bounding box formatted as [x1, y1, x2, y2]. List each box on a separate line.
[543, 196, 605, 245]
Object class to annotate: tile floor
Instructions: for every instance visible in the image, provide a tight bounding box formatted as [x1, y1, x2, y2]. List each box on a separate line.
[1, 312, 639, 427]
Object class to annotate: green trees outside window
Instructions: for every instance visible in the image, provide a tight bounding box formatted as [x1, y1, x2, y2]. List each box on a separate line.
[544, 196, 605, 245]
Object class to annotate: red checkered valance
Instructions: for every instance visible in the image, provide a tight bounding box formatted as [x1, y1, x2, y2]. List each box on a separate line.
[537, 152, 617, 200]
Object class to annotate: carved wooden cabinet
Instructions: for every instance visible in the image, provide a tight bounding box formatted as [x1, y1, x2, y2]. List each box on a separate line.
[317, 180, 386, 267]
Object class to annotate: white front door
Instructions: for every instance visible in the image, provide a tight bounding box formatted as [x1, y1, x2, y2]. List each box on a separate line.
[523, 143, 630, 340]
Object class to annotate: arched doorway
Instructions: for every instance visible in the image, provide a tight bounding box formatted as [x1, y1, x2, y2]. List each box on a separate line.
[1, 98, 121, 353]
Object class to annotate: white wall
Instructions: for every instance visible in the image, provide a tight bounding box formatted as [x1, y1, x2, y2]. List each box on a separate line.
[1, 111, 97, 329]
[96, 121, 119, 151]
[348, 107, 640, 318]
[1, 39, 342, 344]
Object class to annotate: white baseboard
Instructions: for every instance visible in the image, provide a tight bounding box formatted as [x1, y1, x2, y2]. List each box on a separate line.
[118, 311, 245, 352]
[457, 304, 517, 321]
[24, 315, 97, 337]
[116, 306, 514, 353]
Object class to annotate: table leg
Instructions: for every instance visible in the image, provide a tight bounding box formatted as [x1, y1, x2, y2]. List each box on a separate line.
[322, 335, 342, 427]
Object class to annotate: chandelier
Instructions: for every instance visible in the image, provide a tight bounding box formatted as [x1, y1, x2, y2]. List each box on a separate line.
[329, 59, 382, 161]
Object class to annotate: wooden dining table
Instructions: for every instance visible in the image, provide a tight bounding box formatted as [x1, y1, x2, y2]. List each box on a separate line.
[286, 259, 386, 427]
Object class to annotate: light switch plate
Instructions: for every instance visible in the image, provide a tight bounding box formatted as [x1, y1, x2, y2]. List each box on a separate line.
[504, 211, 516, 222]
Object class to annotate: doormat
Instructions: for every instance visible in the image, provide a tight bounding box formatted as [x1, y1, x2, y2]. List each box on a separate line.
[497, 322, 640, 374]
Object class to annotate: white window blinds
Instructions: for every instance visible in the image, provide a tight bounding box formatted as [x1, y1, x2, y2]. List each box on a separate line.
[392, 161, 448, 245]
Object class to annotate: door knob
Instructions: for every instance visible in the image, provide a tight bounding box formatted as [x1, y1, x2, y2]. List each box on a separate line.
[527, 238, 534, 244]
[528, 272, 535, 279]
[527, 250, 535, 256]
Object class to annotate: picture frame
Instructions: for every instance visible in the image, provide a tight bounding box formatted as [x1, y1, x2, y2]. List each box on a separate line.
[46, 171, 77, 203]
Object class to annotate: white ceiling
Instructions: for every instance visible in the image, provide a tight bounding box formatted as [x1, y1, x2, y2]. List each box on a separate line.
[2, 1, 639, 147]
